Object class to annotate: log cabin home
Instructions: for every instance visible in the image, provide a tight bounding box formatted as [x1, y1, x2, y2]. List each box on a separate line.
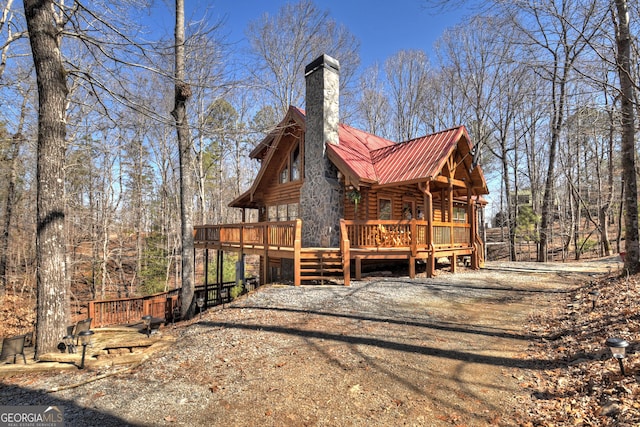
[194, 54, 489, 286]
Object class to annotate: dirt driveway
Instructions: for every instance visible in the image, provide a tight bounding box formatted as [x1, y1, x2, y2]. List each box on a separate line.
[0, 258, 620, 426]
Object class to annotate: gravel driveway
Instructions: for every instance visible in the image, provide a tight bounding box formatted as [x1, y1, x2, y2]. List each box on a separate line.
[0, 259, 619, 426]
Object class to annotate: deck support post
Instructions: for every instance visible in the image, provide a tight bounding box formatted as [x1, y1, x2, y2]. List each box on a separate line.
[204, 249, 209, 307]
[294, 219, 302, 286]
[409, 256, 416, 278]
[261, 250, 268, 287]
[427, 248, 435, 278]
[216, 250, 223, 305]
[342, 254, 350, 286]
[261, 222, 269, 286]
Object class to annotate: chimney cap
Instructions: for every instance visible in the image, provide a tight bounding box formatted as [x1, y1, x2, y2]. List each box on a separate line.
[305, 54, 340, 76]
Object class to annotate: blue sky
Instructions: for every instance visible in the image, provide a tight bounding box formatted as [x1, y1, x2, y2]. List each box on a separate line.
[152, 0, 467, 70]
[147, 1, 500, 209]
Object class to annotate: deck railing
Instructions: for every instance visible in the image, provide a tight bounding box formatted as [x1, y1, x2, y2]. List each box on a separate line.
[195, 219, 470, 251]
[88, 288, 181, 328]
[194, 278, 260, 306]
[196, 220, 424, 249]
[194, 220, 300, 249]
[88, 278, 261, 327]
[342, 219, 470, 249]
[433, 221, 470, 248]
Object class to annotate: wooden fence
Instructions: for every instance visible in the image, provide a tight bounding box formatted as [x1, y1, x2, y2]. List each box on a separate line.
[88, 278, 260, 328]
[88, 289, 181, 328]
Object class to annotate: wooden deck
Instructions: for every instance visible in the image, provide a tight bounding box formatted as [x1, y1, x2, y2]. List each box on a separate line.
[194, 219, 482, 286]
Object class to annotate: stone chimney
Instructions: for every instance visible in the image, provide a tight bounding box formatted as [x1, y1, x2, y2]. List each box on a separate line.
[300, 54, 343, 247]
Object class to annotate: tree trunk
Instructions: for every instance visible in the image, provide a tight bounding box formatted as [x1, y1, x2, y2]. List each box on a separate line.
[24, 0, 70, 357]
[173, 0, 196, 318]
[0, 133, 21, 295]
[615, 0, 639, 273]
[537, 68, 568, 263]
[0, 91, 29, 295]
[599, 108, 616, 257]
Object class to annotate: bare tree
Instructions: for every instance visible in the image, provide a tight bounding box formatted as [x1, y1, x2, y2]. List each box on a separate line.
[501, 0, 606, 262]
[614, 0, 639, 272]
[0, 0, 27, 81]
[384, 50, 431, 141]
[172, 0, 196, 318]
[245, 0, 360, 117]
[436, 17, 530, 260]
[0, 80, 32, 295]
[24, 0, 70, 356]
[356, 64, 392, 139]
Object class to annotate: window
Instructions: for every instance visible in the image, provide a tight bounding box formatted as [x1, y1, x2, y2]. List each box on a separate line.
[287, 203, 299, 220]
[279, 143, 300, 184]
[379, 198, 392, 220]
[267, 204, 299, 221]
[453, 206, 466, 223]
[402, 201, 414, 220]
[278, 205, 287, 221]
[268, 206, 277, 221]
[291, 145, 300, 180]
[279, 165, 289, 184]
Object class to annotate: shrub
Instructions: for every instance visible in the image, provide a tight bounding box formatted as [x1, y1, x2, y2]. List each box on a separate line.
[230, 283, 244, 300]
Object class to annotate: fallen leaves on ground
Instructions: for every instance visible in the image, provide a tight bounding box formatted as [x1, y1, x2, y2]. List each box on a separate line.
[522, 272, 640, 426]
[0, 294, 36, 337]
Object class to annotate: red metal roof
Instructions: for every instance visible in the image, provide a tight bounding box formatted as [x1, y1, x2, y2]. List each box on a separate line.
[233, 106, 484, 210]
[330, 122, 471, 187]
[371, 126, 468, 185]
[329, 124, 395, 182]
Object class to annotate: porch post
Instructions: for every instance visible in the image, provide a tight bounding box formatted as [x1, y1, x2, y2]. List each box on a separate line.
[409, 218, 416, 279]
[420, 181, 435, 278]
[467, 187, 478, 270]
[448, 183, 456, 272]
[448, 183, 454, 242]
[340, 219, 350, 286]
[471, 202, 479, 269]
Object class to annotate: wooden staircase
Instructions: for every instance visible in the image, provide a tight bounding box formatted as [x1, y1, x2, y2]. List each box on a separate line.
[299, 248, 344, 284]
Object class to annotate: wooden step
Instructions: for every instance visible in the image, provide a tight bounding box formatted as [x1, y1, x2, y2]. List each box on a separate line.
[298, 248, 344, 282]
[300, 270, 343, 276]
[300, 261, 342, 268]
[299, 276, 342, 282]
